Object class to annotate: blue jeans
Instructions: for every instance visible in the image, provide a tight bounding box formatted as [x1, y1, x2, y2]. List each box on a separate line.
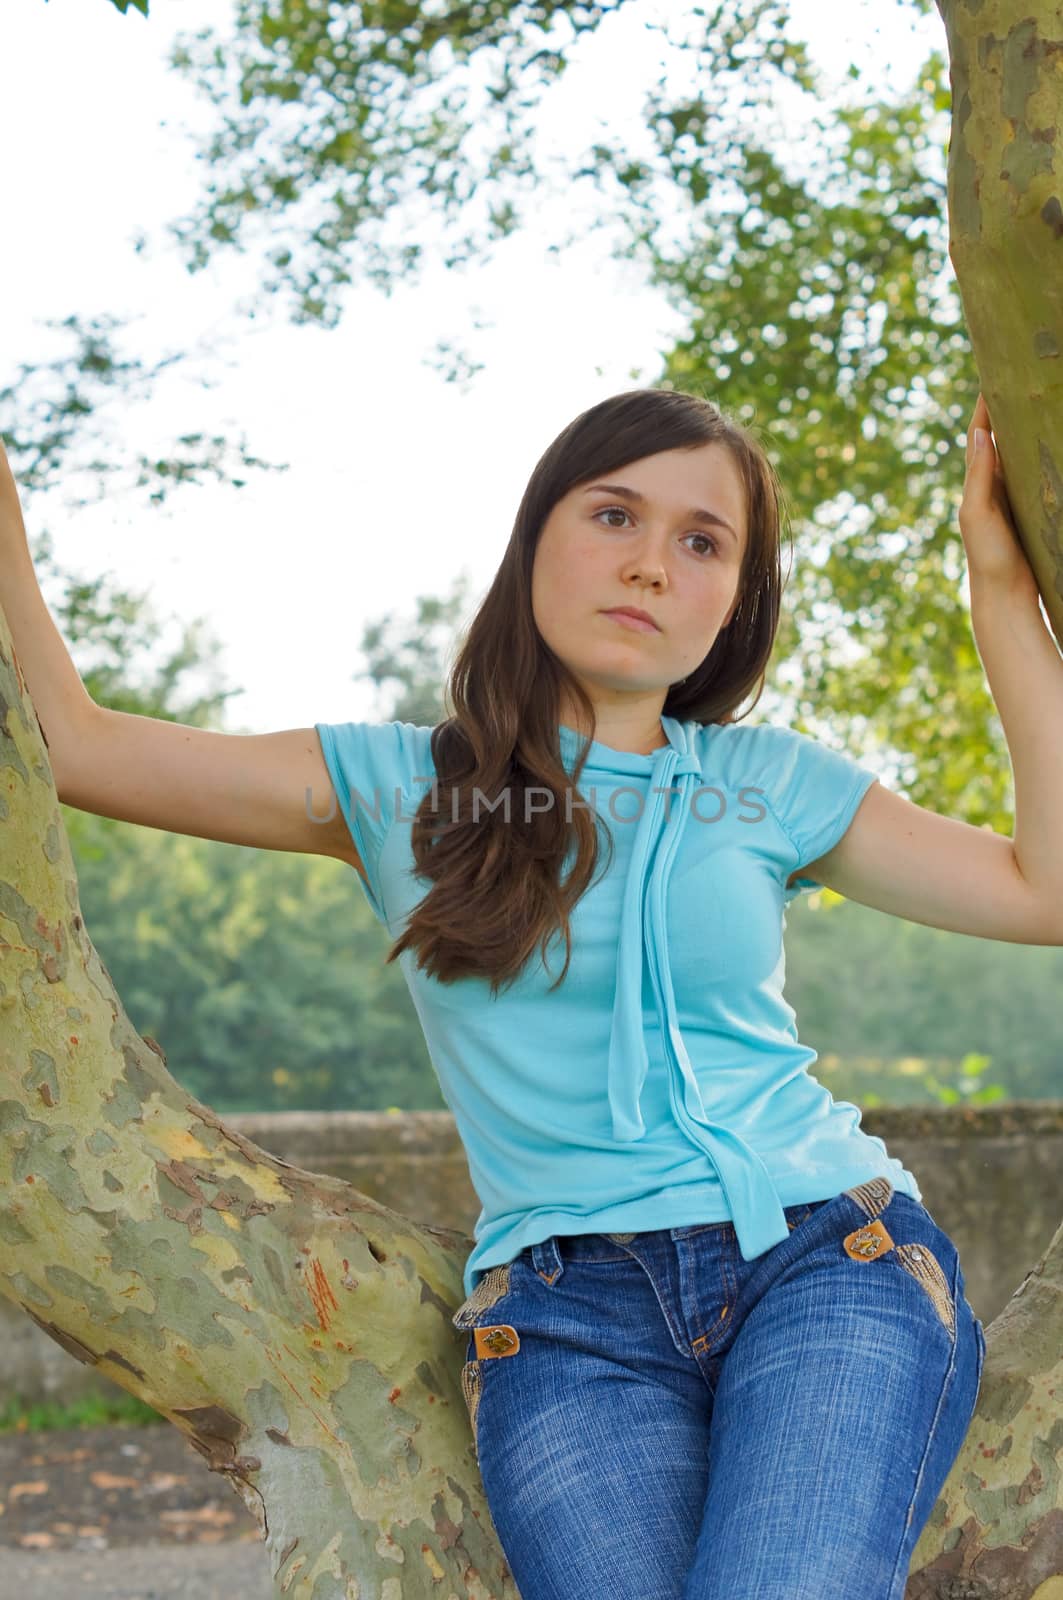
[453, 1177, 986, 1600]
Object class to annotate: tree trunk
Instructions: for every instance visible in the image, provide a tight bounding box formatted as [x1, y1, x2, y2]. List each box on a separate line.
[937, 0, 1063, 651]
[0, 611, 518, 1596]
[907, 5, 1063, 1591]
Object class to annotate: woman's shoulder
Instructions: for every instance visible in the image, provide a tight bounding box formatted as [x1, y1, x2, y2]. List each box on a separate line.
[314, 717, 438, 795]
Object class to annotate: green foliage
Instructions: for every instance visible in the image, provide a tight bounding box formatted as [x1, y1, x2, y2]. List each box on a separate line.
[166, 0, 636, 325]
[0, 1390, 162, 1433]
[785, 892, 1062, 1106]
[353, 573, 474, 726]
[30, 525, 237, 727]
[70, 820, 444, 1114]
[107, 0, 149, 14]
[1, 314, 284, 511]
[162, 0, 1013, 829]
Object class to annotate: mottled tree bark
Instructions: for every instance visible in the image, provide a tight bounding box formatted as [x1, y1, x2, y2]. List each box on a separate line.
[938, 0, 1063, 650]
[911, 9, 1063, 1589]
[0, 608, 517, 1596]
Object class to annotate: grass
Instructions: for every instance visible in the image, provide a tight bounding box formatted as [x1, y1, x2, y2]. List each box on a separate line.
[0, 1389, 165, 1434]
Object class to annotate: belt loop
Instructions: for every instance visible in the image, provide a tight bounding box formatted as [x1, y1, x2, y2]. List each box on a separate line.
[530, 1236, 565, 1285]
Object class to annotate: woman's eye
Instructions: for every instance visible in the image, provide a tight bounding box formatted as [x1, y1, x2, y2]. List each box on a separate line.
[593, 507, 716, 557]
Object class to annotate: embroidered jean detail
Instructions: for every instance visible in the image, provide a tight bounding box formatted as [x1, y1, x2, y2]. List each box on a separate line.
[460, 1358, 484, 1453]
[841, 1180, 958, 1341]
[455, 1287, 523, 1455]
[845, 1176, 895, 1220]
[451, 1260, 516, 1331]
[894, 1242, 957, 1340]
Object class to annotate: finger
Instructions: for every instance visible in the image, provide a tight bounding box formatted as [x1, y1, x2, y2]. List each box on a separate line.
[969, 392, 990, 438]
[964, 426, 994, 501]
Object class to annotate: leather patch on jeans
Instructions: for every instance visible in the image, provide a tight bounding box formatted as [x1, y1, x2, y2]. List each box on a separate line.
[474, 1325, 521, 1358]
[843, 1220, 895, 1261]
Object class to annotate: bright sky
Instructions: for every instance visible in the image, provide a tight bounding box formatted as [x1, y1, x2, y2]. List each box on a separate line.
[2, 0, 942, 734]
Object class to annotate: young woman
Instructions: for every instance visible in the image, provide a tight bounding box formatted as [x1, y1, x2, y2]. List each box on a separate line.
[6, 384, 1040, 1599]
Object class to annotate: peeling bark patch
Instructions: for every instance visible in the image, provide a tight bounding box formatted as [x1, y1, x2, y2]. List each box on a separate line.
[0, 1212, 34, 1245]
[189, 1101, 274, 1167]
[23, 1306, 100, 1365]
[1041, 195, 1063, 240]
[121, 1042, 163, 1103]
[8, 1109, 93, 1215]
[999, 23, 1062, 193]
[7, 1272, 51, 1307]
[85, 1128, 118, 1157]
[157, 1159, 208, 1205]
[221, 1263, 253, 1285]
[22, 1049, 60, 1109]
[101, 1074, 146, 1131]
[102, 1348, 146, 1381]
[173, 1402, 247, 1471]
[263, 1245, 288, 1304]
[0, 710, 31, 783]
[159, 1199, 204, 1234]
[101, 1169, 124, 1192]
[307, 1257, 339, 1331]
[0, 883, 66, 971]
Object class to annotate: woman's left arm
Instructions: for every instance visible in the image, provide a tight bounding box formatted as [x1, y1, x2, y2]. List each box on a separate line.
[800, 394, 1063, 945]
[963, 391, 1063, 917]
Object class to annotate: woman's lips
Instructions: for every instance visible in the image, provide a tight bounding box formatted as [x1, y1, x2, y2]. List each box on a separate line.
[602, 609, 660, 633]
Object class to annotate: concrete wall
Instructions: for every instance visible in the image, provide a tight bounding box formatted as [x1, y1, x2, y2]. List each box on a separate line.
[3, 1102, 1061, 1407]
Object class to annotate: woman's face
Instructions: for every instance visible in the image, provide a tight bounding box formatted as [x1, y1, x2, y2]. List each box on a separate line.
[531, 442, 748, 715]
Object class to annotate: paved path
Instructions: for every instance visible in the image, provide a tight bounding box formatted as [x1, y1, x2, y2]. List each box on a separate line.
[2, 1539, 274, 1596]
[0, 1423, 274, 1595]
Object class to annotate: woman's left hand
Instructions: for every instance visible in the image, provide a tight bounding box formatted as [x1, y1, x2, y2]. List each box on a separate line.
[959, 392, 1040, 606]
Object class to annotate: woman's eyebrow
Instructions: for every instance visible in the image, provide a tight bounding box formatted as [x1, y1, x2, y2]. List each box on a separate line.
[582, 482, 738, 542]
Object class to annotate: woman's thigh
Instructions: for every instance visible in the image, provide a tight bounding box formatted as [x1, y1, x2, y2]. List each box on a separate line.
[453, 1241, 716, 1600]
[682, 1187, 985, 1600]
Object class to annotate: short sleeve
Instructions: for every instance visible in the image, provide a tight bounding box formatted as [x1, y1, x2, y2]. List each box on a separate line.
[756, 725, 879, 894]
[314, 720, 435, 924]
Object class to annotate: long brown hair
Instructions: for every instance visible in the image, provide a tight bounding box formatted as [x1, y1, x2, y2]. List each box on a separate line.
[387, 387, 791, 996]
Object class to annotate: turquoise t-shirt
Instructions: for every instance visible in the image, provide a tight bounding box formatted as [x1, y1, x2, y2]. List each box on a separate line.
[314, 713, 922, 1298]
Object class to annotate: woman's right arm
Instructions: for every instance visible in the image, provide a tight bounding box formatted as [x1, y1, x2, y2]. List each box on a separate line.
[0, 437, 363, 871]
